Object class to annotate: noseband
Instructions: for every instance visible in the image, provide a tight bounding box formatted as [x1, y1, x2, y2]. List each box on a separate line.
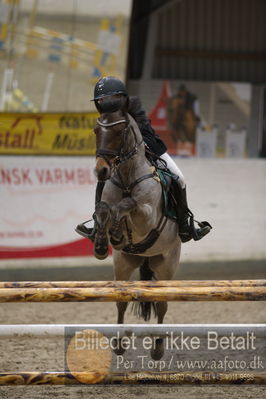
[96, 117, 143, 167]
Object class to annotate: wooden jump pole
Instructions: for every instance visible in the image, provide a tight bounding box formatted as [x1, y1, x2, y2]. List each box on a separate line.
[0, 371, 266, 385]
[0, 284, 265, 302]
[0, 279, 265, 289]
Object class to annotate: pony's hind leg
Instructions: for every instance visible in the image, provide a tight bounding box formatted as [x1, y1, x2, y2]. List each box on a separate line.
[112, 251, 143, 355]
[150, 247, 180, 323]
[149, 254, 176, 326]
[113, 251, 143, 324]
[150, 301, 167, 360]
[149, 249, 180, 360]
[93, 201, 111, 260]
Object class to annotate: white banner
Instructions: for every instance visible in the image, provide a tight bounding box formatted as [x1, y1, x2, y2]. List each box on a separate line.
[0, 156, 96, 256]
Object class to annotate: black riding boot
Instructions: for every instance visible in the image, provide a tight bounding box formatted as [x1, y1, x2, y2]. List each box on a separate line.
[172, 178, 212, 243]
[75, 182, 105, 241]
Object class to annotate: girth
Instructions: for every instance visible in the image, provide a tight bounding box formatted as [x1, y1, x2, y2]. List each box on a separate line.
[122, 214, 168, 254]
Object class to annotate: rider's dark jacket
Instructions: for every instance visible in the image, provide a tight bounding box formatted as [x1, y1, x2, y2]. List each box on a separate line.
[128, 96, 167, 156]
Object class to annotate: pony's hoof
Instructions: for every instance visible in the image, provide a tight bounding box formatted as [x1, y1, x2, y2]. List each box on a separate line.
[151, 338, 164, 360]
[94, 230, 109, 259]
[94, 245, 109, 260]
[113, 338, 126, 356]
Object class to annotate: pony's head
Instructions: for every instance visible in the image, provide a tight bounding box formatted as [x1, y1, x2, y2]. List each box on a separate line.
[94, 108, 144, 182]
[94, 110, 129, 181]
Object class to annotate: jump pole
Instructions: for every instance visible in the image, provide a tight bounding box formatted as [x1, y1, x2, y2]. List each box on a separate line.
[0, 283, 266, 302]
[1, 281, 265, 385]
[0, 371, 266, 385]
[0, 279, 265, 289]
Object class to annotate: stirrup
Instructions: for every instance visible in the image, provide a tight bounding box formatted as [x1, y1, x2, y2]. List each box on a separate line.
[75, 219, 96, 241]
[179, 216, 212, 243]
[190, 217, 212, 241]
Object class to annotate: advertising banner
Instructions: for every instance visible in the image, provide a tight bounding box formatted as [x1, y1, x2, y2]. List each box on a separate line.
[0, 156, 96, 259]
[0, 112, 98, 155]
[225, 128, 247, 158]
[196, 127, 218, 158]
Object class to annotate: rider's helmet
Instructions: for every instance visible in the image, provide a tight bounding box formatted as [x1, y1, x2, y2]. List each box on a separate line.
[93, 76, 128, 100]
[92, 76, 128, 113]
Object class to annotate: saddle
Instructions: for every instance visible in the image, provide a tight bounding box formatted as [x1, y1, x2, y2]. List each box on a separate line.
[155, 167, 178, 221]
[145, 148, 179, 221]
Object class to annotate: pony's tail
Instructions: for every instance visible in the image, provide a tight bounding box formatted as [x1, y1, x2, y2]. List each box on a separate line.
[132, 258, 157, 321]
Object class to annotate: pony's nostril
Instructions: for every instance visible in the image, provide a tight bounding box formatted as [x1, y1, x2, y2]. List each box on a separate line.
[98, 167, 110, 180]
[102, 167, 109, 177]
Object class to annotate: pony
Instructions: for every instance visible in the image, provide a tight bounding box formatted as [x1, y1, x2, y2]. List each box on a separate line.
[167, 95, 198, 143]
[93, 108, 181, 359]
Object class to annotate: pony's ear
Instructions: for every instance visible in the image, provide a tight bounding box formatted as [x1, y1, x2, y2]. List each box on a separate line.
[128, 96, 142, 114]
[128, 96, 146, 120]
[123, 96, 130, 113]
[118, 95, 129, 115]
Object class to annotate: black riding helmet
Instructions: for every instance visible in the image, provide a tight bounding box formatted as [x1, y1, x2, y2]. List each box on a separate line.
[93, 76, 128, 99]
[92, 76, 128, 113]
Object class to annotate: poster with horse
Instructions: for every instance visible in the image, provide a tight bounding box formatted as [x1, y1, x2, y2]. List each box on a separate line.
[147, 80, 250, 157]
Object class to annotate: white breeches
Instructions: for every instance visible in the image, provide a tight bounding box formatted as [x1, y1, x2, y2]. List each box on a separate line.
[160, 152, 186, 189]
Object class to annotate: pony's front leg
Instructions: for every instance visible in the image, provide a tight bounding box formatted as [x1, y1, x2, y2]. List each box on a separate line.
[110, 197, 136, 249]
[93, 201, 111, 260]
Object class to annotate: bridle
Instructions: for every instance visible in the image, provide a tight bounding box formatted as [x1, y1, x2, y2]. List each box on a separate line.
[95, 116, 144, 168]
[96, 113, 158, 200]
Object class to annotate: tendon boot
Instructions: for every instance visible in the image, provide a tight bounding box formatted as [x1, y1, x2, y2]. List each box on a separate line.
[171, 178, 212, 243]
[75, 181, 105, 242]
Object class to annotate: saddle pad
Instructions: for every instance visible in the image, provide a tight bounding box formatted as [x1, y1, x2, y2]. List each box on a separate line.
[156, 168, 178, 221]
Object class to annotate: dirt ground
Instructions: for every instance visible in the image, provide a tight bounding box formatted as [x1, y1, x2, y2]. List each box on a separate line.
[0, 261, 265, 398]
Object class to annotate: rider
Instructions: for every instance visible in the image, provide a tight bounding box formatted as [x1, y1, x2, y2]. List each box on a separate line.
[76, 76, 211, 243]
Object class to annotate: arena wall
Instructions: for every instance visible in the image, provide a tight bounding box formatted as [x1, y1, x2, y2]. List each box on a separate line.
[1, 158, 265, 267]
[175, 158, 266, 263]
